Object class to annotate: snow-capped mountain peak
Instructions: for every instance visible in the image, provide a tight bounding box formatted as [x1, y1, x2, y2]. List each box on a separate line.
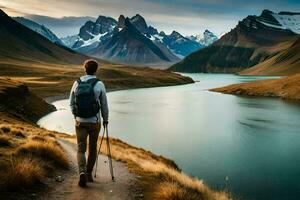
[188, 29, 218, 46]
[71, 15, 117, 50]
[63, 13, 206, 63]
[256, 9, 300, 34]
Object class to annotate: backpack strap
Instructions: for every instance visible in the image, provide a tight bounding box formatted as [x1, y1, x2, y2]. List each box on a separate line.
[89, 78, 99, 87]
[87, 78, 99, 96]
[77, 78, 98, 86]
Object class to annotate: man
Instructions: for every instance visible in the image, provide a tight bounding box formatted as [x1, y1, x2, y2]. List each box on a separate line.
[69, 59, 109, 187]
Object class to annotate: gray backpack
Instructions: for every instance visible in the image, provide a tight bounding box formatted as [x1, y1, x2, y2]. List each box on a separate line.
[73, 78, 100, 118]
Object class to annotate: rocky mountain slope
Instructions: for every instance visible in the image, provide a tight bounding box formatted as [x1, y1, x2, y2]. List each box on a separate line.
[0, 9, 88, 64]
[88, 17, 179, 65]
[62, 14, 211, 66]
[170, 10, 298, 73]
[14, 17, 64, 46]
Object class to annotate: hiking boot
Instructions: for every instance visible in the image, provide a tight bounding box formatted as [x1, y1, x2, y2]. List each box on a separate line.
[87, 173, 93, 182]
[78, 172, 87, 187]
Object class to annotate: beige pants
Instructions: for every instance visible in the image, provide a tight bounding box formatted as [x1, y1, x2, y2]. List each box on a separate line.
[75, 121, 101, 174]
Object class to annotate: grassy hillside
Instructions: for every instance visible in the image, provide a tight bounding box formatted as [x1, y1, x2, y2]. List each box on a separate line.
[0, 9, 91, 64]
[211, 73, 300, 101]
[240, 36, 300, 75]
[0, 77, 55, 122]
[0, 59, 193, 99]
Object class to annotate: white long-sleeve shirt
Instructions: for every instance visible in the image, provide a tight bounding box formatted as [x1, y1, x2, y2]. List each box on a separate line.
[69, 75, 109, 123]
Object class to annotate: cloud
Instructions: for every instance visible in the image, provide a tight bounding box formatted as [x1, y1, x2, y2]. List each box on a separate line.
[1, 0, 299, 36]
[0, 5, 27, 16]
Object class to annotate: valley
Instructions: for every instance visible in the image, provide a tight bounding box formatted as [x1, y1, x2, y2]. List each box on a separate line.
[0, 2, 300, 200]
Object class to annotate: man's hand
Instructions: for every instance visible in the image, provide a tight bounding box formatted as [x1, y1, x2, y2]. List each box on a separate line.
[103, 121, 108, 127]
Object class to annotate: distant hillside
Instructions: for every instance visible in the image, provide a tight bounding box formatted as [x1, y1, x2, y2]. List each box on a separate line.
[240, 36, 300, 75]
[0, 9, 88, 64]
[0, 77, 55, 122]
[26, 15, 97, 38]
[14, 17, 64, 46]
[170, 10, 298, 73]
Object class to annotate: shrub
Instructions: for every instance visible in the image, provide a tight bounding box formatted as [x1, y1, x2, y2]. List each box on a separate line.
[0, 135, 12, 147]
[46, 133, 56, 138]
[0, 125, 10, 133]
[16, 140, 69, 168]
[30, 135, 47, 142]
[1, 157, 44, 191]
[153, 181, 204, 200]
[11, 130, 26, 138]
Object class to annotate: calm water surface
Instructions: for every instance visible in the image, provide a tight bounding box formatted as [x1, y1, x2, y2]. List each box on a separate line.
[38, 74, 300, 200]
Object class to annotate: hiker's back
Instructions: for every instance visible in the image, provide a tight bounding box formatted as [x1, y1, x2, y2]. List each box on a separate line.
[70, 74, 108, 123]
[74, 78, 100, 118]
[69, 59, 109, 187]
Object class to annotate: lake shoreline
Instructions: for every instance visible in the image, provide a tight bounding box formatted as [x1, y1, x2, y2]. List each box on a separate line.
[45, 81, 195, 104]
[210, 73, 300, 101]
[0, 76, 231, 200]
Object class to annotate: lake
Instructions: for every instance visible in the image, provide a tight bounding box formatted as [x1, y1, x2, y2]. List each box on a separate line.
[38, 74, 300, 200]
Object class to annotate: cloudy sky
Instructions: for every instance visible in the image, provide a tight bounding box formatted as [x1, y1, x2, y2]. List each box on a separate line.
[1, 0, 299, 37]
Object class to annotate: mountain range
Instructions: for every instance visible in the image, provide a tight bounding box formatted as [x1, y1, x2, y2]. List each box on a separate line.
[60, 14, 217, 66]
[170, 10, 300, 74]
[12, 12, 218, 67]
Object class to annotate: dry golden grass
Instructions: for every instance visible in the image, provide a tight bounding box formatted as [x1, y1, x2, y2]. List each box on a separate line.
[16, 139, 68, 168]
[138, 161, 230, 200]
[0, 135, 12, 147]
[2, 157, 44, 191]
[0, 113, 69, 192]
[153, 181, 204, 200]
[0, 125, 11, 134]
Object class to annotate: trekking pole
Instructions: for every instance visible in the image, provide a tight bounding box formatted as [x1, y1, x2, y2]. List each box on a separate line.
[94, 127, 105, 178]
[105, 124, 115, 181]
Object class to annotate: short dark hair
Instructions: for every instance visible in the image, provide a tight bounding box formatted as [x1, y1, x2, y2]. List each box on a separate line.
[84, 59, 98, 75]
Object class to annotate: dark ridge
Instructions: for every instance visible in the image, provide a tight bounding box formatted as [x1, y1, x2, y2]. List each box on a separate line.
[124, 18, 170, 61]
[278, 11, 300, 15]
[0, 9, 87, 64]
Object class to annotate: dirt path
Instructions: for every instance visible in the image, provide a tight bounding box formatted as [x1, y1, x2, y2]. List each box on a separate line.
[44, 139, 142, 200]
